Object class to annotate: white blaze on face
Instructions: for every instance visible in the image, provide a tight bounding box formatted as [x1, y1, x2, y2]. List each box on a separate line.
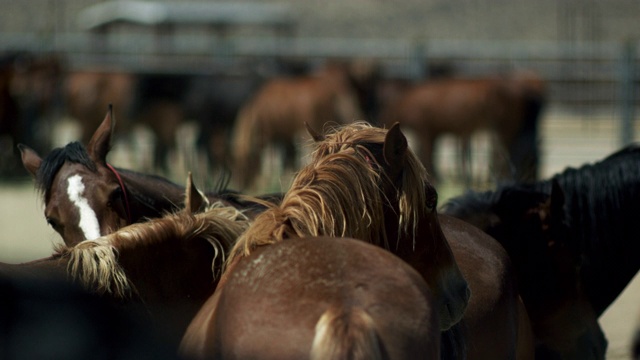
[67, 174, 101, 240]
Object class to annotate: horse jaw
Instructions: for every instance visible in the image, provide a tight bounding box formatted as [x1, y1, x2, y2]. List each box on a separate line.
[87, 105, 115, 165]
[18, 144, 42, 177]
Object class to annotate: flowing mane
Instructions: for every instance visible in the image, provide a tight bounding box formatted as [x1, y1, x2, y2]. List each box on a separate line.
[226, 122, 429, 267]
[58, 203, 249, 299]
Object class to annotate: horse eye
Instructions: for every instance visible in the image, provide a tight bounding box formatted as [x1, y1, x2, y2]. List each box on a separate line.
[46, 217, 59, 229]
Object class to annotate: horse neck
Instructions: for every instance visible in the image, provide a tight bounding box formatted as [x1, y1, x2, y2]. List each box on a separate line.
[108, 227, 220, 347]
[118, 169, 185, 221]
[0, 256, 68, 280]
[549, 166, 640, 315]
[387, 206, 457, 277]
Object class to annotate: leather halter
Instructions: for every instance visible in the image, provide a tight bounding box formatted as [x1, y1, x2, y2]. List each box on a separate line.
[106, 163, 132, 225]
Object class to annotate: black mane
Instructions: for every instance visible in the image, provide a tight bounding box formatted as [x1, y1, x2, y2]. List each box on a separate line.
[443, 143, 640, 316]
[36, 142, 96, 201]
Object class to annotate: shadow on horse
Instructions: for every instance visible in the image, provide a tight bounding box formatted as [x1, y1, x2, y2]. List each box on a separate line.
[379, 70, 546, 187]
[0, 198, 248, 355]
[18, 107, 277, 247]
[442, 144, 640, 359]
[230, 60, 368, 192]
[182, 122, 533, 359]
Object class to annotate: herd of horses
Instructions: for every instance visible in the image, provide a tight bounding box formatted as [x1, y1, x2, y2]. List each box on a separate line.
[0, 51, 545, 191]
[1, 51, 639, 359]
[1, 103, 639, 359]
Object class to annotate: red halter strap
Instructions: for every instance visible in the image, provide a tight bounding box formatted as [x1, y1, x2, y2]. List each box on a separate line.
[106, 163, 132, 225]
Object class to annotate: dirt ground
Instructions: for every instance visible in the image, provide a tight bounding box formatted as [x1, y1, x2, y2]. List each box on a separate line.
[1, 108, 639, 358]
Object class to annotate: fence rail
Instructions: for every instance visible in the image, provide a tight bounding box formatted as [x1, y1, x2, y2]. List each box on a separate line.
[1, 32, 638, 110]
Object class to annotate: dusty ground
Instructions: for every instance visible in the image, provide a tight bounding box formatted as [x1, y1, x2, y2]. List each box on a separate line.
[1, 108, 639, 358]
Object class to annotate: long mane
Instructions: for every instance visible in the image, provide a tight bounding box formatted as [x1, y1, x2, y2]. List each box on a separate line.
[547, 144, 640, 256]
[226, 122, 428, 267]
[59, 203, 249, 299]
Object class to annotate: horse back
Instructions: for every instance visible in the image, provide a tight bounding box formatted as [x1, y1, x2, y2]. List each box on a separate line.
[180, 237, 439, 360]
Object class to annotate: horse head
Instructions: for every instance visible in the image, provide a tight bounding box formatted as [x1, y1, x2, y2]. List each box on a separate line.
[302, 121, 469, 331]
[19, 106, 130, 246]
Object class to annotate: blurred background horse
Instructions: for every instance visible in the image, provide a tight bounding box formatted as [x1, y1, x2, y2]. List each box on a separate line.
[379, 70, 546, 186]
[230, 61, 367, 191]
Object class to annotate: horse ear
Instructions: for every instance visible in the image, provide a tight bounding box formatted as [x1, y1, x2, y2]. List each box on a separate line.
[87, 104, 115, 165]
[305, 122, 325, 142]
[184, 172, 209, 214]
[383, 122, 408, 165]
[17, 144, 42, 177]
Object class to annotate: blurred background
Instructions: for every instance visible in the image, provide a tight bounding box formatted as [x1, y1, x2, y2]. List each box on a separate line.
[0, 1, 638, 358]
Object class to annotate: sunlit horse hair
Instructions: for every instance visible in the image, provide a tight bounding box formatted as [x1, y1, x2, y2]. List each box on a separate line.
[226, 122, 429, 267]
[58, 202, 249, 299]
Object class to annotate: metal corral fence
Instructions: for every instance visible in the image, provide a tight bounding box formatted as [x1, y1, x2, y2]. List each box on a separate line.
[1, 9, 638, 189]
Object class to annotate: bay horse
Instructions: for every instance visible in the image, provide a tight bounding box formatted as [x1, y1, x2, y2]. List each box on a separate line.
[0, 51, 63, 176]
[182, 122, 532, 359]
[230, 61, 364, 191]
[184, 236, 441, 360]
[441, 144, 640, 358]
[379, 71, 545, 185]
[64, 69, 189, 173]
[18, 106, 273, 247]
[0, 201, 249, 354]
[305, 122, 533, 359]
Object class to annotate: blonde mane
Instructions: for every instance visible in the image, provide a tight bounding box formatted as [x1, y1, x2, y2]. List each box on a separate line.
[60, 203, 249, 299]
[226, 122, 429, 267]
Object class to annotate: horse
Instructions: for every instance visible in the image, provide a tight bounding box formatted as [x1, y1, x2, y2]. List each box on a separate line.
[64, 69, 193, 174]
[182, 122, 533, 359]
[230, 61, 365, 192]
[18, 106, 273, 247]
[0, 51, 63, 176]
[183, 236, 442, 360]
[379, 70, 545, 186]
[0, 271, 178, 360]
[1, 198, 249, 354]
[441, 144, 640, 358]
[308, 122, 534, 359]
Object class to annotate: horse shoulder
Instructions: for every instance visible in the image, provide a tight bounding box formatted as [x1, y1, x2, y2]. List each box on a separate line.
[438, 213, 522, 359]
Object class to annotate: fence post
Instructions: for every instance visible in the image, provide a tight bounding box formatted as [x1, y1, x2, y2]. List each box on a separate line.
[619, 40, 636, 146]
[412, 40, 428, 80]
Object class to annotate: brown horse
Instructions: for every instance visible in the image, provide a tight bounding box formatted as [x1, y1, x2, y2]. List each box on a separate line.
[1, 200, 248, 354]
[231, 61, 364, 192]
[184, 236, 441, 360]
[181, 122, 460, 359]
[64, 69, 190, 173]
[0, 51, 63, 176]
[379, 71, 545, 185]
[304, 122, 534, 359]
[183, 123, 533, 359]
[18, 107, 272, 247]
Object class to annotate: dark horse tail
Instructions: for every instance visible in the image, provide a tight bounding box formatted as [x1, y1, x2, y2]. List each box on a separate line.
[310, 305, 386, 360]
